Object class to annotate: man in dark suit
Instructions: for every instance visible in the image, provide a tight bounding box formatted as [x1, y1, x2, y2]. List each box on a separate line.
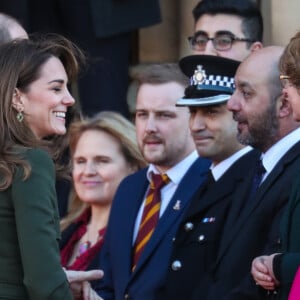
[158, 55, 260, 300]
[71, 63, 210, 300]
[189, 46, 300, 300]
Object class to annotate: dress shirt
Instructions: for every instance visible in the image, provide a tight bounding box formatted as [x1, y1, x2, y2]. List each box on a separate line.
[132, 150, 199, 243]
[211, 146, 253, 181]
[262, 127, 300, 182]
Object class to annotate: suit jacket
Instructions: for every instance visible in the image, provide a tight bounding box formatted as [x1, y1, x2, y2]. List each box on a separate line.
[191, 141, 300, 300]
[159, 150, 260, 300]
[0, 148, 72, 299]
[89, 0, 161, 38]
[94, 157, 210, 300]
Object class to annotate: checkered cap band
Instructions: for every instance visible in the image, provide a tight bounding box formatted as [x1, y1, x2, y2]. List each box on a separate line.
[190, 74, 235, 90]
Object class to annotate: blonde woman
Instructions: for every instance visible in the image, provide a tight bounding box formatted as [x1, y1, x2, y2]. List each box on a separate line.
[60, 111, 146, 271]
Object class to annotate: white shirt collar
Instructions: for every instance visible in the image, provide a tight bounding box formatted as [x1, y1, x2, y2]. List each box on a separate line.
[147, 150, 199, 184]
[262, 127, 300, 174]
[211, 146, 253, 181]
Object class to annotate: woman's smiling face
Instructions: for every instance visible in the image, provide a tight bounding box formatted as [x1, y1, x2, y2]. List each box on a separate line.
[19, 56, 75, 138]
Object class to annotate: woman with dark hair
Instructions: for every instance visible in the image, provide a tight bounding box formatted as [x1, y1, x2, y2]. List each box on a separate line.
[0, 34, 83, 299]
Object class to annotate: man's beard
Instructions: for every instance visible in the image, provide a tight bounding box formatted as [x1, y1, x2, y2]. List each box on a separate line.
[237, 103, 279, 152]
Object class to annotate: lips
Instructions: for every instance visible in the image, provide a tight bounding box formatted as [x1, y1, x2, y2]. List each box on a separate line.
[192, 135, 212, 145]
[53, 111, 66, 118]
[81, 180, 101, 187]
[143, 136, 163, 145]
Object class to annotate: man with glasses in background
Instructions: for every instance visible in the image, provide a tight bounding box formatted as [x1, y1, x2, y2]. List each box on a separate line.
[189, 0, 263, 61]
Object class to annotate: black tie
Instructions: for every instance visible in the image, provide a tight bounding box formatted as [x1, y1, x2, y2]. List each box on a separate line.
[205, 170, 215, 188]
[249, 159, 266, 196]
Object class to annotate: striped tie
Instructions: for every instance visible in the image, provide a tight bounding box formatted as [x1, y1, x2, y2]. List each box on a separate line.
[132, 173, 170, 270]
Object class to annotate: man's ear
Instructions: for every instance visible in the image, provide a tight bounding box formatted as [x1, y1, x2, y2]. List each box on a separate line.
[250, 41, 263, 53]
[12, 88, 24, 111]
[278, 94, 292, 118]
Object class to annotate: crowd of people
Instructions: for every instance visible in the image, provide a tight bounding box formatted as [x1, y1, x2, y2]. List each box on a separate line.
[0, 0, 300, 300]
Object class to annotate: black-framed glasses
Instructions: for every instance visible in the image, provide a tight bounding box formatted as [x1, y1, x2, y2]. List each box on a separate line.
[188, 31, 255, 52]
[279, 75, 292, 88]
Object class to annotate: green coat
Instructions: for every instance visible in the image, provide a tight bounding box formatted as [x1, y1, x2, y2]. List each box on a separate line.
[276, 174, 300, 300]
[0, 148, 72, 299]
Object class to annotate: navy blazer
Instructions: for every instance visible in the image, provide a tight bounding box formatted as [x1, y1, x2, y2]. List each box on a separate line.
[94, 157, 210, 300]
[191, 141, 300, 300]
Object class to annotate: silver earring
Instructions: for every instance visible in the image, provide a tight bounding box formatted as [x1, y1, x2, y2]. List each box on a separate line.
[16, 111, 24, 122]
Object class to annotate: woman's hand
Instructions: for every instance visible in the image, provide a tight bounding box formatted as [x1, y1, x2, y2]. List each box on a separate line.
[64, 269, 104, 299]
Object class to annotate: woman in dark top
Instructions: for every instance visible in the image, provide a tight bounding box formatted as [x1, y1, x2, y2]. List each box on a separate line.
[0, 35, 83, 299]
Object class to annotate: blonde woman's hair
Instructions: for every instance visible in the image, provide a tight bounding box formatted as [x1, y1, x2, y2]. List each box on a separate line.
[60, 111, 146, 230]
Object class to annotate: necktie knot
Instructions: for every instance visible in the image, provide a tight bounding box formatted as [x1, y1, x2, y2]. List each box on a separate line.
[206, 170, 215, 185]
[256, 159, 266, 176]
[250, 159, 266, 196]
[150, 173, 170, 190]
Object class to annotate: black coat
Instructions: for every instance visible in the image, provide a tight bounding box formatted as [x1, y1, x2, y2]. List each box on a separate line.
[158, 149, 260, 300]
[191, 141, 300, 300]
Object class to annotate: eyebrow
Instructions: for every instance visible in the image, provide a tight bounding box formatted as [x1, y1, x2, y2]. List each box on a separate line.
[194, 30, 235, 37]
[236, 81, 252, 89]
[135, 108, 177, 115]
[47, 79, 65, 85]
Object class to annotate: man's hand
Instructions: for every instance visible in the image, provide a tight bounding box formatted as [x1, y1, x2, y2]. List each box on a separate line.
[251, 254, 280, 290]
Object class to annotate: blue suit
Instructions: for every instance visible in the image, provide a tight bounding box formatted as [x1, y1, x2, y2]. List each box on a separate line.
[94, 157, 210, 300]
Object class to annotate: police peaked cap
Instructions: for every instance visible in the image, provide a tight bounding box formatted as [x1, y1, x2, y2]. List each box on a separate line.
[177, 55, 240, 107]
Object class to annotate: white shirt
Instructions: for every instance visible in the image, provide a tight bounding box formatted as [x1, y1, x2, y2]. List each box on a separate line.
[211, 146, 253, 181]
[261, 127, 300, 182]
[132, 150, 199, 243]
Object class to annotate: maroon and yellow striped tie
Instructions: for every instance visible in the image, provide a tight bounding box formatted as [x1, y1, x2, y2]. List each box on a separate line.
[132, 173, 170, 270]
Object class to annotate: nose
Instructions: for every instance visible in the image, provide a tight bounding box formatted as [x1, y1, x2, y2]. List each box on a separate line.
[227, 92, 240, 112]
[203, 40, 218, 56]
[190, 112, 206, 132]
[145, 115, 157, 133]
[282, 89, 288, 97]
[63, 89, 75, 106]
[83, 161, 97, 175]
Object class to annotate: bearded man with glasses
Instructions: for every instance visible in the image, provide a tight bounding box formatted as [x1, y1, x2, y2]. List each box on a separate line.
[189, 0, 263, 61]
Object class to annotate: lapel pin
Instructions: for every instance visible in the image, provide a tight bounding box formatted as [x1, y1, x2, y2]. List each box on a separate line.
[173, 200, 181, 210]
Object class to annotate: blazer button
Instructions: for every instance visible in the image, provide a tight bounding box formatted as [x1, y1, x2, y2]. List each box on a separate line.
[184, 222, 194, 231]
[198, 235, 205, 242]
[171, 260, 182, 271]
[124, 293, 130, 299]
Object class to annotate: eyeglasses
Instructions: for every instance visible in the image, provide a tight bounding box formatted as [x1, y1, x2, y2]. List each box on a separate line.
[279, 75, 292, 88]
[188, 31, 255, 52]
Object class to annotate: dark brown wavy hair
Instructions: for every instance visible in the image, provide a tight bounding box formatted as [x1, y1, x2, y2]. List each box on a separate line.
[0, 34, 84, 190]
[279, 31, 300, 89]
